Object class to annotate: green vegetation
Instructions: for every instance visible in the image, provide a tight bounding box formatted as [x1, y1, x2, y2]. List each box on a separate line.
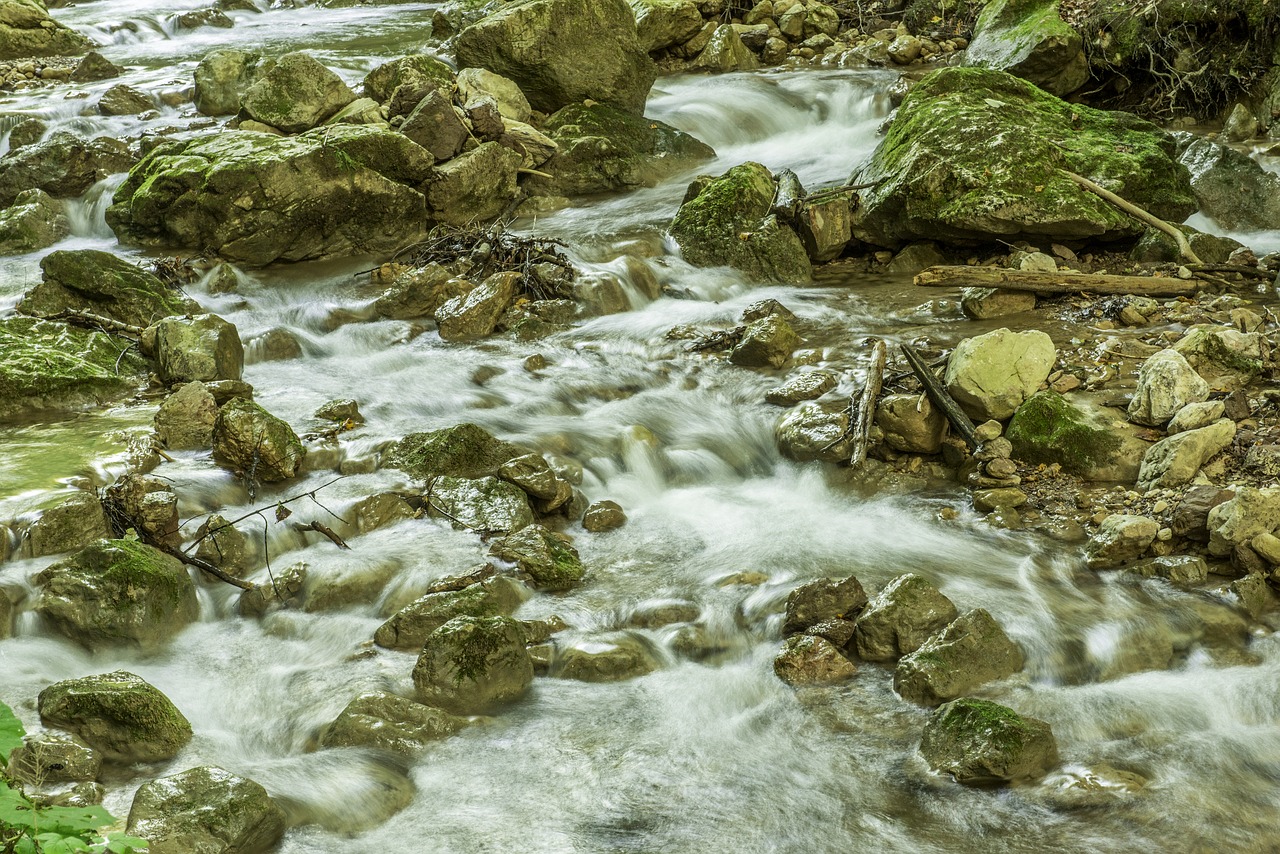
[1006, 391, 1122, 475]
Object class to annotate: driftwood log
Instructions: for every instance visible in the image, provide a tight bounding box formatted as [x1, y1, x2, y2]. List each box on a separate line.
[850, 338, 886, 467]
[900, 344, 978, 450]
[914, 266, 1201, 296]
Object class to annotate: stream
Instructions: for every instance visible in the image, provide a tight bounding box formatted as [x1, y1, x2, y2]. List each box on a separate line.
[2, 1, 1280, 852]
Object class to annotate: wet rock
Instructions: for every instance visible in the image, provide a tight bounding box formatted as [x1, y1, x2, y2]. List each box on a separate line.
[352, 493, 415, 534]
[456, 66, 529, 122]
[38, 671, 193, 763]
[1085, 514, 1158, 569]
[944, 328, 1056, 421]
[7, 731, 100, 784]
[0, 188, 69, 255]
[853, 573, 958, 662]
[108, 126, 434, 266]
[0, 132, 134, 207]
[426, 476, 534, 535]
[766, 371, 837, 406]
[1227, 573, 1272, 619]
[631, 0, 702, 51]
[427, 142, 521, 226]
[412, 615, 533, 714]
[375, 576, 527, 651]
[399, 89, 466, 160]
[497, 454, 564, 502]
[691, 24, 761, 72]
[1167, 400, 1225, 434]
[553, 632, 660, 682]
[851, 67, 1195, 247]
[1092, 620, 1174, 680]
[98, 84, 151, 116]
[189, 515, 251, 579]
[626, 599, 698, 628]
[1124, 555, 1208, 588]
[1006, 391, 1143, 481]
[154, 381, 219, 450]
[23, 491, 109, 559]
[241, 51, 356, 133]
[583, 500, 627, 532]
[671, 162, 810, 283]
[1176, 135, 1280, 233]
[0, 0, 91, 61]
[364, 54, 454, 107]
[5, 116, 45, 151]
[1130, 224, 1242, 265]
[783, 575, 867, 635]
[318, 691, 469, 755]
[498, 119, 557, 169]
[237, 562, 305, 617]
[435, 270, 520, 341]
[1207, 487, 1280, 557]
[35, 539, 199, 648]
[0, 317, 148, 419]
[387, 423, 524, 480]
[489, 525, 584, 591]
[876, 393, 946, 454]
[775, 403, 851, 462]
[456, 0, 656, 115]
[773, 634, 857, 685]
[22, 249, 197, 328]
[127, 765, 286, 854]
[794, 194, 852, 263]
[1172, 326, 1264, 392]
[212, 398, 306, 482]
[246, 327, 303, 363]
[959, 287, 1036, 320]
[154, 314, 244, 384]
[375, 264, 469, 320]
[964, 0, 1088, 96]
[894, 609, 1025, 706]
[919, 698, 1059, 785]
[193, 48, 266, 115]
[1127, 348, 1210, 426]
[1136, 418, 1235, 490]
[729, 313, 800, 369]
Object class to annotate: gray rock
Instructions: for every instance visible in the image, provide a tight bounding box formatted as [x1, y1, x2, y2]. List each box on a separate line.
[730, 314, 800, 369]
[387, 423, 524, 480]
[375, 264, 469, 320]
[0, 188, 69, 255]
[127, 766, 285, 854]
[919, 697, 1059, 784]
[894, 609, 1025, 705]
[7, 732, 101, 784]
[351, 493, 415, 534]
[0, 132, 134, 207]
[155, 382, 219, 450]
[875, 393, 946, 454]
[23, 491, 109, 559]
[435, 270, 520, 341]
[1172, 325, 1264, 392]
[38, 671, 193, 763]
[690, 24, 761, 73]
[212, 398, 306, 482]
[318, 691, 468, 755]
[426, 476, 534, 535]
[944, 328, 1056, 421]
[1127, 349, 1210, 426]
[783, 575, 867, 635]
[1176, 135, 1280, 232]
[427, 143, 521, 227]
[71, 51, 121, 83]
[964, 0, 1088, 96]
[456, 67, 530, 122]
[489, 525, 584, 591]
[154, 314, 244, 384]
[241, 51, 356, 133]
[400, 89, 466, 161]
[773, 634, 857, 685]
[1136, 418, 1235, 490]
[374, 575, 526, 651]
[552, 632, 660, 682]
[1207, 487, 1280, 557]
[853, 573, 958, 662]
[21, 249, 197, 328]
[363, 53, 455, 107]
[0, 0, 91, 61]
[412, 615, 533, 714]
[1085, 514, 1159, 570]
[960, 287, 1036, 320]
[193, 514, 254, 578]
[1167, 400, 1225, 434]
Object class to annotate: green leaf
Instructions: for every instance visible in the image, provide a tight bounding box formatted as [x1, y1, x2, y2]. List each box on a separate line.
[34, 803, 116, 837]
[0, 780, 38, 827]
[0, 700, 26, 765]
[104, 833, 151, 853]
[38, 835, 92, 853]
[15, 837, 38, 854]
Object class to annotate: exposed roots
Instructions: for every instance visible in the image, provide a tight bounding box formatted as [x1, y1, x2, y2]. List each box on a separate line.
[393, 221, 577, 301]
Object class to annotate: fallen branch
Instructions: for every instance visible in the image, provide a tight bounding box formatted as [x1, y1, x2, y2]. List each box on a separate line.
[1060, 169, 1202, 265]
[48, 309, 145, 338]
[850, 338, 886, 467]
[901, 343, 977, 450]
[182, 476, 348, 554]
[1187, 263, 1274, 281]
[294, 520, 350, 550]
[914, 266, 1200, 296]
[803, 181, 877, 204]
[156, 541, 255, 591]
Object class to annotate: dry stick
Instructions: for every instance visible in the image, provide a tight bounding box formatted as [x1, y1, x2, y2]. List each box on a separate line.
[182, 476, 347, 554]
[1187, 264, 1274, 281]
[155, 541, 255, 591]
[1060, 169, 1203, 265]
[294, 520, 350, 550]
[49, 309, 145, 338]
[913, 265, 1201, 297]
[900, 343, 978, 450]
[803, 181, 877, 204]
[850, 338, 886, 467]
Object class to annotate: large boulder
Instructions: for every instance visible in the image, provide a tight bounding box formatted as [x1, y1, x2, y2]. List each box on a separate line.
[964, 0, 1088, 96]
[1006, 391, 1142, 481]
[0, 132, 133, 207]
[851, 67, 1195, 247]
[240, 51, 357, 133]
[782, 575, 867, 635]
[0, 188, 69, 255]
[524, 103, 713, 197]
[919, 698, 1059, 785]
[426, 142, 521, 226]
[106, 126, 434, 266]
[386, 423, 524, 480]
[154, 314, 244, 384]
[894, 609, 1025, 705]
[0, 318, 147, 419]
[1136, 418, 1235, 490]
[944, 328, 1056, 421]
[20, 249, 197, 328]
[194, 48, 269, 117]
[488, 525, 584, 591]
[34, 539, 199, 648]
[154, 382, 220, 450]
[1127, 348, 1210, 427]
[373, 575, 526, 651]
[455, 0, 657, 115]
[127, 766, 286, 854]
[363, 53, 455, 106]
[0, 0, 92, 61]
[38, 671, 193, 763]
[318, 692, 468, 755]
[669, 162, 811, 284]
[399, 90, 468, 161]
[22, 491, 110, 559]
[411, 615, 533, 714]
[1176, 134, 1280, 233]
[853, 573, 957, 662]
[1172, 326, 1264, 393]
[212, 398, 306, 482]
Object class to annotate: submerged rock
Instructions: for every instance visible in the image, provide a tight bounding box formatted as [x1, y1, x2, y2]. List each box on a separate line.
[919, 698, 1059, 785]
[964, 0, 1088, 96]
[387, 423, 524, 480]
[894, 609, 1025, 706]
[729, 314, 801, 369]
[775, 403, 851, 463]
[0, 188, 69, 255]
[553, 632, 661, 682]
[318, 691, 469, 755]
[212, 398, 306, 482]
[127, 766, 286, 854]
[944, 328, 1056, 422]
[412, 615, 533, 714]
[22, 249, 197, 328]
[374, 575, 526, 651]
[38, 671, 193, 763]
[853, 573, 958, 662]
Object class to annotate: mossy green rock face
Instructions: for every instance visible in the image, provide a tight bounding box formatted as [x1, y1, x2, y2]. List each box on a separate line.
[489, 524, 584, 592]
[1007, 391, 1125, 478]
[894, 608, 1025, 706]
[919, 698, 1059, 785]
[363, 54, 455, 103]
[22, 249, 198, 327]
[0, 132, 133, 207]
[965, 0, 1088, 96]
[0, 317, 147, 419]
[853, 573, 957, 662]
[456, 0, 656, 115]
[412, 615, 533, 715]
[23, 491, 110, 559]
[0, 188, 69, 255]
[525, 103, 714, 197]
[374, 575, 526, 651]
[38, 670, 193, 763]
[154, 314, 244, 383]
[318, 691, 469, 755]
[35, 539, 199, 648]
[127, 765, 286, 854]
[212, 398, 306, 482]
[106, 126, 433, 266]
[387, 423, 524, 480]
[0, 0, 92, 61]
[194, 48, 268, 116]
[670, 162, 811, 284]
[240, 51, 356, 133]
[851, 67, 1196, 247]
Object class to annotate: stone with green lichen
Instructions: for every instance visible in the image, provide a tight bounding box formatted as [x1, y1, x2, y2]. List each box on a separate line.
[670, 162, 811, 284]
[0, 319, 147, 420]
[0, 188, 69, 255]
[34, 539, 199, 649]
[412, 615, 533, 714]
[363, 54, 455, 104]
[1137, 418, 1235, 490]
[964, 0, 1088, 96]
[1006, 391, 1133, 480]
[212, 398, 306, 482]
[38, 670, 193, 763]
[775, 403, 852, 463]
[894, 608, 1025, 706]
[155, 381, 219, 450]
[730, 314, 801, 369]
[0, 132, 134, 208]
[631, 0, 702, 52]
[240, 51, 356, 133]
[919, 697, 1059, 785]
[106, 126, 433, 266]
[7, 731, 101, 784]
[22, 249, 198, 328]
[553, 632, 661, 682]
[853, 573, 958, 662]
[426, 142, 521, 227]
[690, 24, 760, 72]
[318, 691, 469, 755]
[1172, 325, 1264, 392]
[489, 524, 584, 592]
[22, 491, 110, 559]
[425, 476, 535, 535]
[850, 67, 1195, 247]
[388, 423, 525, 480]
[773, 634, 857, 685]
[524, 102, 714, 197]
[154, 314, 244, 384]
[0, 0, 92, 61]
[193, 514, 253, 578]
[374, 575, 526, 651]
[1130, 224, 1242, 265]
[784, 575, 867, 635]
[194, 48, 270, 116]
[126, 765, 286, 854]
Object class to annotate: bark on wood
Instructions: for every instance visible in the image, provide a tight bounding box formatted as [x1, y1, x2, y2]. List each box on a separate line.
[1060, 169, 1203, 265]
[900, 343, 977, 450]
[772, 168, 804, 222]
[913, 266, 1200, 296]
[157, 541, 255, 591]
[850, 338, 886, 467]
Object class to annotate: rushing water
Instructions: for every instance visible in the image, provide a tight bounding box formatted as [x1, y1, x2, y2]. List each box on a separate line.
[2, 2, 1280, 852]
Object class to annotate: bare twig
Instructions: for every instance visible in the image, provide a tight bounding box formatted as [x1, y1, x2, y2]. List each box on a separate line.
[1060, 169, 1202, 265]
[901, 343, 977, 450]
[294, 520, 350, 550]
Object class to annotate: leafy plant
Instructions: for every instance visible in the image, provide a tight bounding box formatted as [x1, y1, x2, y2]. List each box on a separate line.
[0, 701, 148, 854]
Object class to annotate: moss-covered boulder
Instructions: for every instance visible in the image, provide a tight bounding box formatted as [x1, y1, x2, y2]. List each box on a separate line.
[426, 476, 535, 535]
[412, 615, 533, 714]
[894, 609, 1025, 706]
[0, 188, 69, 255]
[426, 142, 521, 227]
[455, 0, 656, 115]
[363, 53, 455, 105]
[0, 318, 148, 420]
[22, 491, 110, 559]
[783, 575, 867, 635]
[0, 132, 133, 207]
[853, 573, 957, 662]
[318, 691, 469, 755]
[850, 67, 1196, 247]
[38, 671, 193, 763]
[194, 48, 269, 117]
[154, 314, 244, 384]
[1006, 391, 1136, 480]
[21, 249, 198, 328]
[373, 575, 526, 651]
[1176, 135, 1280, 232]
[127, 766, 286, 854]
[387, 423, 525, 480]
[106, 126, 434, 266]
[524, 103, 713, 197]
[773, 634, 858, 686]
[964, 0, 1088, 96]
[0, 0, 92, 61]
[1172, 325, 1264, 392]
[34, 539, 199, 648]
[6, 731, 101, 785]
[669, 162, 811, 284]
[488, 524, 584, 591]
[919, 698, 1059, 785]
[212, 398, 306, 482]
[240, 51, 356, 133]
